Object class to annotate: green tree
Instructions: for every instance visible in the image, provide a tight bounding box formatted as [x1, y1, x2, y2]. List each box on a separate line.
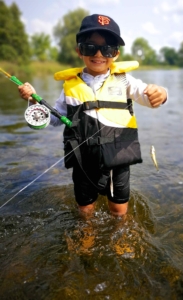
[30, 33, 51, 61]
[49, 46, 59, 61]
[0, 0, 30, 63]
[116, 47, 135, 62]
[53, 8, 89, 66]
[177, 42, 183, 67]
[123, 53, 135, 61]
[131, 38, 157, 65]
[159, 46, 178, 65]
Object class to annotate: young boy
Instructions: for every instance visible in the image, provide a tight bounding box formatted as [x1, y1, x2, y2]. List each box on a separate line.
[18, 14, 167, 217]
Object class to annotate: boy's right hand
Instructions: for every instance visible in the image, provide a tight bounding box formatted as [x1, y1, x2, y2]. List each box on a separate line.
[18, 82, 37, 104]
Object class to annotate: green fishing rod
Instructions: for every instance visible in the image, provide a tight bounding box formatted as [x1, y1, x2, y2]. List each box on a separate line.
[0, 68, 72, 128]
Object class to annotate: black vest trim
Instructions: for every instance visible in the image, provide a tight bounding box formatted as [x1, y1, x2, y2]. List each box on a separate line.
[82, 100, 129, 110]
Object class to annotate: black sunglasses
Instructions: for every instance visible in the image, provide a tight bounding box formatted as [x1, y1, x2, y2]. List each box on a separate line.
[78, 43, 119, 58]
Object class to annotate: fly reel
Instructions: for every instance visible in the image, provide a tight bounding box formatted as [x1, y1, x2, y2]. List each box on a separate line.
[24, 104, 50, 130]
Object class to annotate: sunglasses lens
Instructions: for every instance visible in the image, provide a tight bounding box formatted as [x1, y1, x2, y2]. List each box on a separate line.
[79, 43, 118, 57]
[101, 45, 118, 58]
[79, 44, 96, 56]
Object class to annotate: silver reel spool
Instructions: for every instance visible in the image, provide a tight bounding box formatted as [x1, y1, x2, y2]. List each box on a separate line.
[24, 104, 50, 130]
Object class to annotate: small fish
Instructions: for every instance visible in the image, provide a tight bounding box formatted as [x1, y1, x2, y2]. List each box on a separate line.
[150, 145, 159, 171]
[110, 170, 114, 197]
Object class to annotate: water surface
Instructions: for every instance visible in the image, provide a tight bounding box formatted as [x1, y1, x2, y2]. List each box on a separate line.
[0, 69, 183, 299]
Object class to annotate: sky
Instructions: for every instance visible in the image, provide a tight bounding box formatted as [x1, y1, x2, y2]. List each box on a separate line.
[4, 0, 183, 54]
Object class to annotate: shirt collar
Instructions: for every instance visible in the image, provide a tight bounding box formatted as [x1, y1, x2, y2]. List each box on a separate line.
[81, 69, 110, 92]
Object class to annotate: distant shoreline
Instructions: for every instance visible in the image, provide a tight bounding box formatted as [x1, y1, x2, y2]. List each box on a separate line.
[0, 61, 180, 78]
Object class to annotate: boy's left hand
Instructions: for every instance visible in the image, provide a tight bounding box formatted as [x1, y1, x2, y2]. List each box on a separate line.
[144, 84, 167, 107]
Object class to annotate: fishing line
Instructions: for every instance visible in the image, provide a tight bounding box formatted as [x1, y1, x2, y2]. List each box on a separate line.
[0, 124, 107, 210]
[0, 96, 133, 210]
[0, 68, 150, 209]
[0, 98, 132, 209]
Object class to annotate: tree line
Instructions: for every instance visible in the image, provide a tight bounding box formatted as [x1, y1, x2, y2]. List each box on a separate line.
[0, 0, 183, 67]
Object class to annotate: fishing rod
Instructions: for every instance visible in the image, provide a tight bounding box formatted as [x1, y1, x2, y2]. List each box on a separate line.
[0, 67, 106, 210]
[0, 69, 159, 209]
[0, 68, 72, 128]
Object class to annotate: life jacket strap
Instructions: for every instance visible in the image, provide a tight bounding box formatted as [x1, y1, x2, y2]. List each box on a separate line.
[82, 100, 130, 110]
[69, 139, 83, 166]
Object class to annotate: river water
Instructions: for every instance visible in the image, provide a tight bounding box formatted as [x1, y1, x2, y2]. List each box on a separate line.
[0, 69, 183, 299]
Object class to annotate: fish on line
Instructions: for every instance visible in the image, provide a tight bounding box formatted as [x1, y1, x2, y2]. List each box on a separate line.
[150, 145, 159, 171]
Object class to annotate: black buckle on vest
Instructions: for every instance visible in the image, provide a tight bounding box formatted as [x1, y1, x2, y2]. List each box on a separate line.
[83, 101, 100, 110]
[83, 102, 91, 110]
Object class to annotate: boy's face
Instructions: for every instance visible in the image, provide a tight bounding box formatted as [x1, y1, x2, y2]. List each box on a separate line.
[76, 32, 120, 76]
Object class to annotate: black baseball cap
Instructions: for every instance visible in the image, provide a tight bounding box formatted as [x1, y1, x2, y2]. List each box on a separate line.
[76, 14, 125, 46]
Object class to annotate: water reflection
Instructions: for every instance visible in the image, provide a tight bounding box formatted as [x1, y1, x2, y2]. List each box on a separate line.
[0, 187, 183, 299]
[0, 69, 183, 299]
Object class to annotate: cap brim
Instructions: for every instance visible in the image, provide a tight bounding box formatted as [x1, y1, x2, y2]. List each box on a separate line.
[76, 28, 125, 46]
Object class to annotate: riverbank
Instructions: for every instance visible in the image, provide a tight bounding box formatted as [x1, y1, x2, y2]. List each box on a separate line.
[0, 60, 179, 78]
[0, 61, 70, 77]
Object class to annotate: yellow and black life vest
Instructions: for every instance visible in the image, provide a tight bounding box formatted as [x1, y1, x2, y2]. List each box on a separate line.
[54, 61, 142, 170]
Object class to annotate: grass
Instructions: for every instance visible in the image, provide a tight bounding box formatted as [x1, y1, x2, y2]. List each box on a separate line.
[0, 61, 71, 77]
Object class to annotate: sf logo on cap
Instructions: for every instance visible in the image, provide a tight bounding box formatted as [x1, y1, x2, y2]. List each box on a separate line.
[98, 16, 110, 26]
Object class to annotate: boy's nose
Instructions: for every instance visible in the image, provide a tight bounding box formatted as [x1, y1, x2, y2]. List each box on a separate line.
[94, 49, 103, 56]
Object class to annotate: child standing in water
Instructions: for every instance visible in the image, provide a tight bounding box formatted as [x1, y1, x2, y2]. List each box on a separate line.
[18, 14, 167, 217]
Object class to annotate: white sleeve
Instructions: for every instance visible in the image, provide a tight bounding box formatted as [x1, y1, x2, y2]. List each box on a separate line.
[50, 90, 67, 126]
[126, 74, 153, 108]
